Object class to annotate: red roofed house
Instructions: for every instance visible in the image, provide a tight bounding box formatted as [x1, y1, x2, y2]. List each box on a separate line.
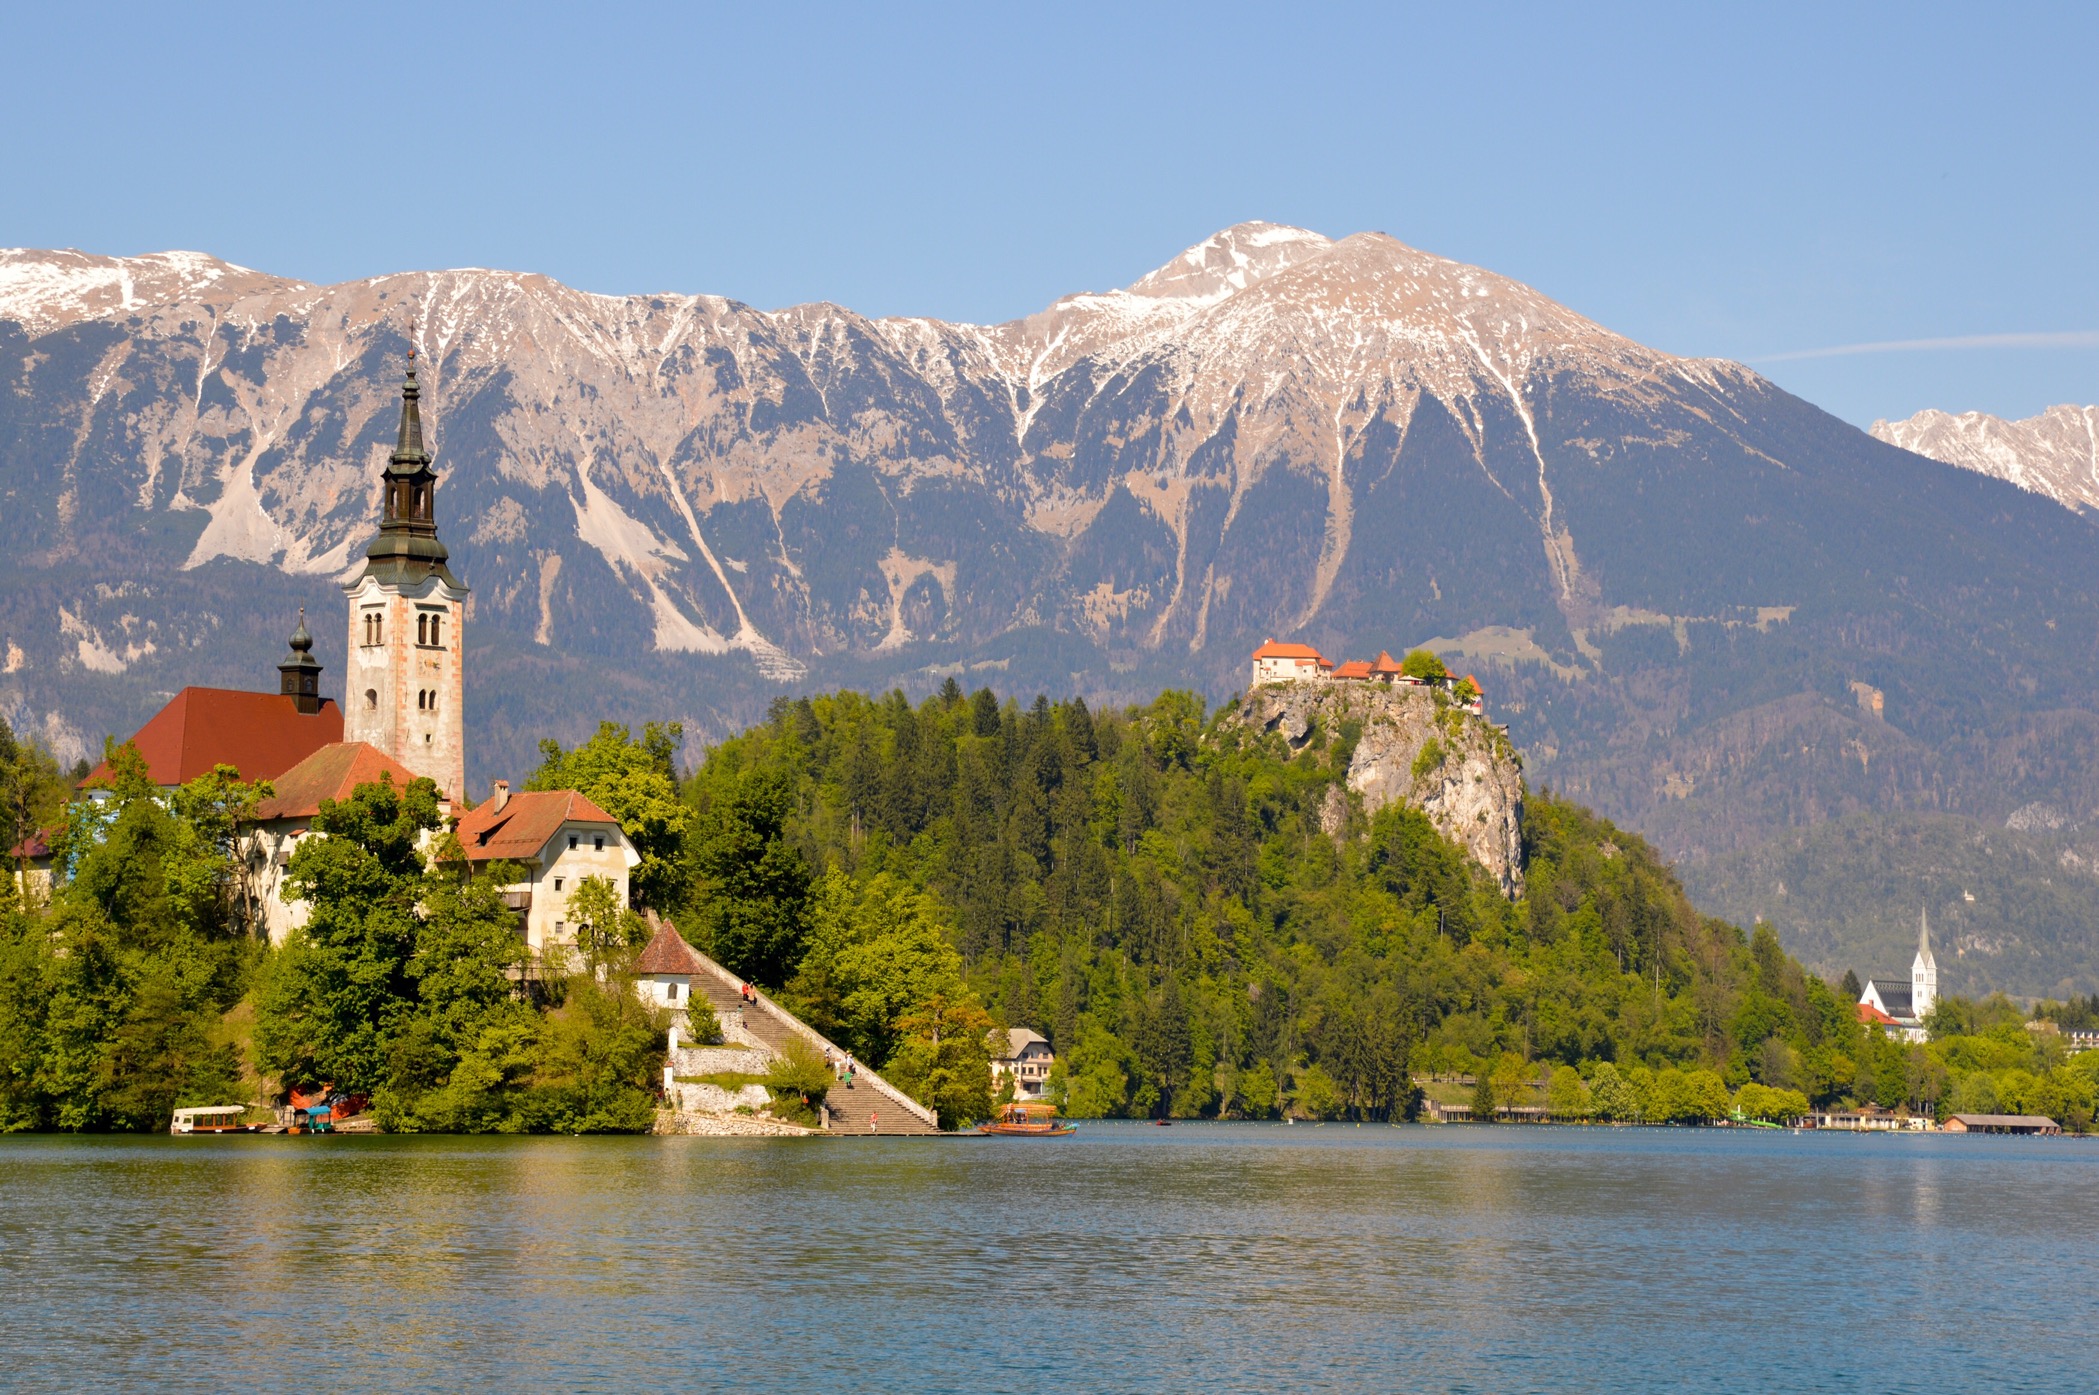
[243, 741, 421, 944]
[1367, 650, 1410, 683]
[452, 782, 639, 955]
[1331, 659, 1372, 681]
[633, 917, 711, 1013]
[1251, 639, 1330, 686]
[8, 826, 57, 903]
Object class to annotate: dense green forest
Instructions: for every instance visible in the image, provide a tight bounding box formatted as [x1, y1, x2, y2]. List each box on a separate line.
[3, 684, 2097, 1133]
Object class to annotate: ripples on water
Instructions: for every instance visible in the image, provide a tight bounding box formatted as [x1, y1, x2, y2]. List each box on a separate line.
[0, 1124, 2090, 1392]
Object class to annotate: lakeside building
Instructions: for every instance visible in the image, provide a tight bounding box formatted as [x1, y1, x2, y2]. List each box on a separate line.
[990, 1028, 1055, 1100]
[1857, 908, 1937, 1044]
[454, 782, 639, 955]
[1942, 1113, 2062, 1135]
[1806, 1106, 1933, 1131]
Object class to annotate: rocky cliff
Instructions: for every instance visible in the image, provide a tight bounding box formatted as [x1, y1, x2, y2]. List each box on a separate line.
[1231, 682, 1524, 897]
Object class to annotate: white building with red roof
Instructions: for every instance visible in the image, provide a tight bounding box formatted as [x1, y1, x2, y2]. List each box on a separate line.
[632, 918, 711, 1013]
[242, 741, 421, 944]
[1251, 639, 1331, 685]
[452, 781, 639, 954]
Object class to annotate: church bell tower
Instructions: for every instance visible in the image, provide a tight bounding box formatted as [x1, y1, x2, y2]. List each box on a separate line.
[1911, 906, 1938, 1022]
[343, 352, 468, 804]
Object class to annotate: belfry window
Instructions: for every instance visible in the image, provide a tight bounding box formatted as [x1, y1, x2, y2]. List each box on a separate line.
[430, 615, 443, 646]
[417, 614, 428, 645]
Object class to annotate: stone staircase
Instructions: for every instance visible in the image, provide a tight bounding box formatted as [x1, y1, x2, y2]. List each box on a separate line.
[660, 916, 942, 1137]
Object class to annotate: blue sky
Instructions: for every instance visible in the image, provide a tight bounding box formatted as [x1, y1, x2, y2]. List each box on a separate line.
[5, 2, 2093, 427]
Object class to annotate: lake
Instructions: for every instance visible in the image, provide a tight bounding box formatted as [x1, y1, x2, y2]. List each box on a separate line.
[0, 1123, 2090, 1392]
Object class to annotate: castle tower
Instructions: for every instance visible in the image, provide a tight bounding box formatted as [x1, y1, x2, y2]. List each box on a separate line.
[276, 607, 323, 715]
[343, 352, 467, 804]
[1911, 906, 1938, 1021]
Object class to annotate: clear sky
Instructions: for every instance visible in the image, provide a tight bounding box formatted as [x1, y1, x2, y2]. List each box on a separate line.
[5, 2, 2094, 427]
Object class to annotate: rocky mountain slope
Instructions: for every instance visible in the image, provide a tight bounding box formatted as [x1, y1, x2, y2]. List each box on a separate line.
[1229, 682, 1524, 896]
[1871, 404, 2099, 512]
[7, 225, 2099, 990]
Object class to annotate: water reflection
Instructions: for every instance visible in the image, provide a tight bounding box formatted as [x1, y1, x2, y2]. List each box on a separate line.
[1, 1125, 2092, 1392]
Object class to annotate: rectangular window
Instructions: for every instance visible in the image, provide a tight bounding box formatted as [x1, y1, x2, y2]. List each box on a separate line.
[568, 835, 578, 850]
[553, 877, 563, 891]
[593, 836, 604, 852]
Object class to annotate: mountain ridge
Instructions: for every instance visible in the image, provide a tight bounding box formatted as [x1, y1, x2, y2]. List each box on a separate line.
[7, 225, 2099, 996]
[1871, 403, 2099, 513]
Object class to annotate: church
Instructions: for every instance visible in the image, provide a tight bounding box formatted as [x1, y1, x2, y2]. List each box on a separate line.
[14, 355, 637, 949]
[1857, 909, 1938, 1044]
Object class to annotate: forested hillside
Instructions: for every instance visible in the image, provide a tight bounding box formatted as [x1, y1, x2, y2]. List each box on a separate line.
[5, 690, 2096, 1134]
[667, 685, 2098, 1123]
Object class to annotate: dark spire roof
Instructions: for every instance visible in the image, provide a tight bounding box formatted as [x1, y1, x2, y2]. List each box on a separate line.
[388, 351, 430, 473]
[280, 606, 315, 662]
[356, 349, 462, 589]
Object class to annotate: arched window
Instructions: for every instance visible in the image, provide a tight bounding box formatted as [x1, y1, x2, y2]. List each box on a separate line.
[417, 614, 429, 645]
[431, 615, 443, 646]
[365, 688, 378, 710]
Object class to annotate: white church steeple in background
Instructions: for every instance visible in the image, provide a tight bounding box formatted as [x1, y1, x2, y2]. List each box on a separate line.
[1911, 906, 1938, 1022]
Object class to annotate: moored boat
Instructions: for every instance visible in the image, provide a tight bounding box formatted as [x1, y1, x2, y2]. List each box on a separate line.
[170, 1106, 257, 1135]
[977, 1101, 1077, 1136]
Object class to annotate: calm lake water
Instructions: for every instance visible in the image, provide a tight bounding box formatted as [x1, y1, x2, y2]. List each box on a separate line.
[0, 1123, 2091, 1393]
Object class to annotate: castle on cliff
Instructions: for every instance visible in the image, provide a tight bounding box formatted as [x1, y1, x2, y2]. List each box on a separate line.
[1250, 639, 1486, 715]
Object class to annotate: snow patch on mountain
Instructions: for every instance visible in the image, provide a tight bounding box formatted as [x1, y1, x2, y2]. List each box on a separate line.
[1872, 404, 2099, 512]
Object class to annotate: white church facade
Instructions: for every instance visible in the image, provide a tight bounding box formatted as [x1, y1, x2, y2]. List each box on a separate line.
[1858, 908, 1938, 1044]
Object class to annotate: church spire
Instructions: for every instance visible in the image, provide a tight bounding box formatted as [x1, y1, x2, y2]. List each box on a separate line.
[357, 349, 459, 588]
[390, 349, 429, 469]
[1912, 904, 1938, 1022]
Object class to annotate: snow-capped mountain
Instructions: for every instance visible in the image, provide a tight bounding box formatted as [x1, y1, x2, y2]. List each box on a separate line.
[1871, 404, 2099, 512]
[8, 223, 2099, 958]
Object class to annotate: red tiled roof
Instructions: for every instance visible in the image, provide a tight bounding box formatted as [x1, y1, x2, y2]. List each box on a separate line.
[7, 825, 57, 861]
[1252, 639, 1326, 661]
[253, 743, 420, 822]
[1857, 1001, 1899, 1027]
[1368, 650, 1404, 675]
[1332, 660, 1372, 679]
[453, 789, 620, 863]
[634, 920, 709, 976]
[86, 687, 342, 789]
